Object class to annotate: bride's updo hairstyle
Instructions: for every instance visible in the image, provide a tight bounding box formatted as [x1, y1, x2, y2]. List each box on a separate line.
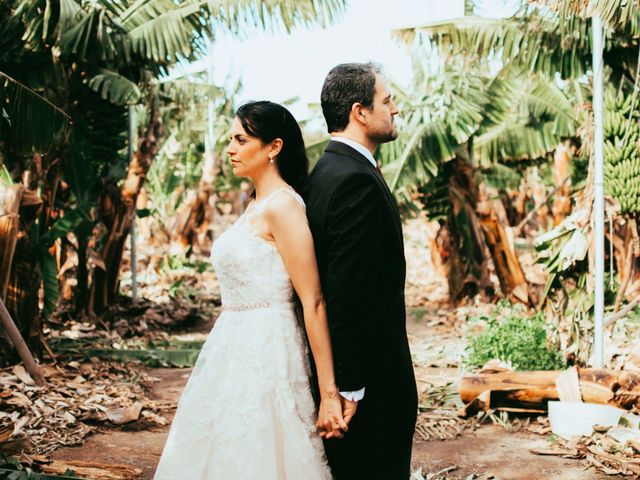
[235, 101, 309, 194]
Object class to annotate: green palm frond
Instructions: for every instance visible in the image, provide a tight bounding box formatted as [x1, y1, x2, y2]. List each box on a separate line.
[120, 1, 205, 63]
[0, 71, 71, 155]
[393, 16, 521, 58]
[380, 64, 488, 201]
[474, 120, 563, 164]
[482, 162, 522, 191]
[58, 0, 85, 32]
[473, 73, 576, 164]
[552, 0, 640, 37]
[116, 0, 346, 65]
[394, 13, 592, 79]
[88, 69, 142, 105]
[522, 77, 576, 136]
[382, 119, 455, 193]
[203, 0, 346, 32]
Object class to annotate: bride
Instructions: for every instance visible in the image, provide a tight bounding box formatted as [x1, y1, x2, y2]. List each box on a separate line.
[154, 101, 345, 479]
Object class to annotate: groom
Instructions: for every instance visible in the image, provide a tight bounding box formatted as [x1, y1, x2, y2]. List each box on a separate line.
[306, 63, 418, 479]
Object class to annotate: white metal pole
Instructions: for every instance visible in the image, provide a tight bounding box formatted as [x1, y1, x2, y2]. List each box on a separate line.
[592, 16, 605, 368]
[128, 105, 137, 301]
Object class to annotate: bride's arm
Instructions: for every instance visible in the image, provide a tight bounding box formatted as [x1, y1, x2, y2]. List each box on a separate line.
[265, 193, 347, 439]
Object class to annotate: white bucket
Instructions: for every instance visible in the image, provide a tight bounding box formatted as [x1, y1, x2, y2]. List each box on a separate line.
[548, 401, 624, 439]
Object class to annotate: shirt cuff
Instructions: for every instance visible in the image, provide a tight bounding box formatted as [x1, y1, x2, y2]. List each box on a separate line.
[339, 387, 365, 402]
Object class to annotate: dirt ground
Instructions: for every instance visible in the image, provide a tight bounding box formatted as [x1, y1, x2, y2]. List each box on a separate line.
[49, 373, 612, 480]
[49, 319, 613, 480]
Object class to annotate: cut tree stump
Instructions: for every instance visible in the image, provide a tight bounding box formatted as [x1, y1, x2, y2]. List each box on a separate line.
[458, 368, 640, 417]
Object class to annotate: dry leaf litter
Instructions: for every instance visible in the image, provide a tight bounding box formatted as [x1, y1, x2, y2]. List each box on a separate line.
[0, 360, 169, 456]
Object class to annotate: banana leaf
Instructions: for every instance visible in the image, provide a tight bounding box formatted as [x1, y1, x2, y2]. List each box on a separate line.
[0, 72, 71, 156]
[51, 337, 205, 367]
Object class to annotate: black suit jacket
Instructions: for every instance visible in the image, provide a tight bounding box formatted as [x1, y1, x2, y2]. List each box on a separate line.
[305, 140, 414, 394]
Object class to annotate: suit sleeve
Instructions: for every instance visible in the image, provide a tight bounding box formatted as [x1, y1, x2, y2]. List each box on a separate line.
[324, 172, 381, 391]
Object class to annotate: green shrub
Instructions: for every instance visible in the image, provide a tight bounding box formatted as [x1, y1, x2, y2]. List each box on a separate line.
[465, 305, 566, 371]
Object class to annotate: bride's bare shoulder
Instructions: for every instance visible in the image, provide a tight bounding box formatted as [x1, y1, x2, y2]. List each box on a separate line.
[264, 189, 307, 224]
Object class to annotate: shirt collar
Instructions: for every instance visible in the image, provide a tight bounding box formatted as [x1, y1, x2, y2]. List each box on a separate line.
[330, 136, 376, 167]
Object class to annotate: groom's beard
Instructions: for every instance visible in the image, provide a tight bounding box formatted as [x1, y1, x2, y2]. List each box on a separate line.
[369, 124, 398, 145]
[370, 127, 398, 144]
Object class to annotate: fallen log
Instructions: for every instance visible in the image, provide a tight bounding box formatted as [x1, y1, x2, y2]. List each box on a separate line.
[458, 368, 640, 417]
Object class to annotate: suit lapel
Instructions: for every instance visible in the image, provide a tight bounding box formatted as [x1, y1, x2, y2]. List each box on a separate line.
[372, 169, 404, 243]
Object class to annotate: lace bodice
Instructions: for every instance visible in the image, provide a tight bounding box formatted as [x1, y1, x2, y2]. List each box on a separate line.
[211, 186, 305, 308]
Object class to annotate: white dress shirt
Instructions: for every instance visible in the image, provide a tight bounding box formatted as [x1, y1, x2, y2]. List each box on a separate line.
[331, 136, 377, 167]
[327, 136, 371, 403]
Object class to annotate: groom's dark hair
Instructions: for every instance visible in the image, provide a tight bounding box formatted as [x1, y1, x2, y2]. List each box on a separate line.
[321, 62, 381, 133]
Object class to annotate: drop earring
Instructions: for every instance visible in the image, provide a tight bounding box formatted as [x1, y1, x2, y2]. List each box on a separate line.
[269, 156, 274, 164]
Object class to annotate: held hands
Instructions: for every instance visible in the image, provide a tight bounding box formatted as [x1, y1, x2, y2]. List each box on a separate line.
[316, 392, 358, 440]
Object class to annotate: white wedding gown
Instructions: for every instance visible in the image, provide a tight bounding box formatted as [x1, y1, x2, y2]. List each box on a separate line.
[154, 187, 332, 480]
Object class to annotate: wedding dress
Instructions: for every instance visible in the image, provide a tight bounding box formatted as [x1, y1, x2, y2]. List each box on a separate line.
[154, 186, 332, 480]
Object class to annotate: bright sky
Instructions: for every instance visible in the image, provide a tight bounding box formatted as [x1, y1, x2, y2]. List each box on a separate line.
[172, 0, 519, 117]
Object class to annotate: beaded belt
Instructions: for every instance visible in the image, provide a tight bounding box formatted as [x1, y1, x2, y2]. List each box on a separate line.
[221, 301, 272, 312]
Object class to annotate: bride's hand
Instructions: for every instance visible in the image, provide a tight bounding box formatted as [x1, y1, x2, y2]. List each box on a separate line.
[316, 392, 348, 440]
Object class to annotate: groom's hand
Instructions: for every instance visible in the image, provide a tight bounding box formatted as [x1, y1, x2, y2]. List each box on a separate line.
[342, 397, 358, 425]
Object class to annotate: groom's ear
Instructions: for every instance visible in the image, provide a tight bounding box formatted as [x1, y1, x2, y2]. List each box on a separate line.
[351, 102, 367, 127]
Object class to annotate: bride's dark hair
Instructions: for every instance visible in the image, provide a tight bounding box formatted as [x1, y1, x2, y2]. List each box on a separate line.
[235, 101, 309, 194]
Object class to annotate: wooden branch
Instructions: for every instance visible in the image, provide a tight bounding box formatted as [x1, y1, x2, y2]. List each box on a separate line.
[605, 295, 640, 328]
[0, 297, 45, 386]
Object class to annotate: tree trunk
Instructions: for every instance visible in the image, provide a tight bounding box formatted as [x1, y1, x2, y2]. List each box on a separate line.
[477, 200, 530, 304]
[3, 226, 41, 364]
[90, 93, 163, 314]
[171, 148, 217, 254]
[75, 231, 89, 313]
[0, 185, 23, 300]
[439, 157, 494, 302]
[551, 143, 572, 225]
